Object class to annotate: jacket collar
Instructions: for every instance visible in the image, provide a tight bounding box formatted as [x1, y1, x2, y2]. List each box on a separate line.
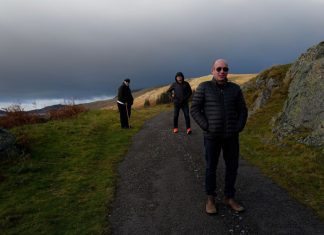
[212, 77, 228, 87]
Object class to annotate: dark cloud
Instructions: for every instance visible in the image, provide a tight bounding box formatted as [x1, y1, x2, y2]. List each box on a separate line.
[1, 0, 324, 104]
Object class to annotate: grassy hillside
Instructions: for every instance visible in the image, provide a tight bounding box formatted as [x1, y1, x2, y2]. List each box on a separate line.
[0, 105, 171, 234]
[240, 64, 324, 220]
[133, 73, 257, 108]
[84, 74, 257, 110]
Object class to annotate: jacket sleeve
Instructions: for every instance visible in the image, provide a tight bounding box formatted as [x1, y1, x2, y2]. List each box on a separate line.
[166, 84, 174, 93]
[190, 83, 208, 131]
[236, 89, 248, 132]
[117, 85, 125, 103]
[166, 84, 175, 99]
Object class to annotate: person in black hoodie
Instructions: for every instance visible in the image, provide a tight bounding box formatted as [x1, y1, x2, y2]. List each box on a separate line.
[190, 59, 248, 215]
[167, 72, 192, 134]
[117, 78, 134, 128]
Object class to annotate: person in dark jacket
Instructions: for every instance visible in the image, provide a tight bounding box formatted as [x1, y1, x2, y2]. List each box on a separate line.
[117, 78, 134, 128]
[190, 59, 248, 214]
[167, 72, 193, 134]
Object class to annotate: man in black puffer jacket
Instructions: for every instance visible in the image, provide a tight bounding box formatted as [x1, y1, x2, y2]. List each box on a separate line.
[191, 59, 248, 215]
[167, 72, 192, 134]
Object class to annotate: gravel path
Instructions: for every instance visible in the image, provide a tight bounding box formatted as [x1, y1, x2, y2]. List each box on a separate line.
[109, 112, 324, 235]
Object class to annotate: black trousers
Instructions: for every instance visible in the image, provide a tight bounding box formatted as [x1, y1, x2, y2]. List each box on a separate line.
[204, 134, 239, 198]
[117, 103, 132, 128]
[173, 102, 190, 129]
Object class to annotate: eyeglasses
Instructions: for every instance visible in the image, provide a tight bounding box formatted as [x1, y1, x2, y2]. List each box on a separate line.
[216, 67, 229, 72]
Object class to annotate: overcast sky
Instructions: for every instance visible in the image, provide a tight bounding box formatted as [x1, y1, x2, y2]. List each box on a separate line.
[1, 0, 324, 108]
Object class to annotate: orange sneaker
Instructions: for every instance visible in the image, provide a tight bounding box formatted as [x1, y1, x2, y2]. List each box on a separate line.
[173, 128, 178, 133]
[186, 128, 192, 135]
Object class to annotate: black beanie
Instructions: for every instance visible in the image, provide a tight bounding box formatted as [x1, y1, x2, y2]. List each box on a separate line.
[124, 78, 130, 83]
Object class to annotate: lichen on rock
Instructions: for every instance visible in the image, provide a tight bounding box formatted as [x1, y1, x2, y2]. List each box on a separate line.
[274, 42, 324, 146]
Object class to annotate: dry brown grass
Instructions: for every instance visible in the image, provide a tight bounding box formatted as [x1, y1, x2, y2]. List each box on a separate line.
[0, 104, 87, 129]
[47, 104, 86, 120]
[132, 73, 257, 108]
[82, 73, 257, 110]
[0, 105, 44, 129]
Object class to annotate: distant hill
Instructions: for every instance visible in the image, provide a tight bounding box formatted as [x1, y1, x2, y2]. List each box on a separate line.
[81, 87, 157, 110]
[0, 104, 68, 117]
[29, 104, 66, 115]
[83, 74, 257, 110]
[1, 74, 256, 114]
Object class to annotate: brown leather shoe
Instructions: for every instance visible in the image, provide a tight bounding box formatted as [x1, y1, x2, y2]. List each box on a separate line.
[206, 196, 217, 214]
[224, 197, 245, 212]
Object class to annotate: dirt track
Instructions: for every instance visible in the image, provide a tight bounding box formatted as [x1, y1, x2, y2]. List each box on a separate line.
[109, 112, 324, 235]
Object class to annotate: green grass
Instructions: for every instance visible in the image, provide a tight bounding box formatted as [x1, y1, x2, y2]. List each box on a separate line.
[0, 105, 171, 234]
[240, 65, 324, 220]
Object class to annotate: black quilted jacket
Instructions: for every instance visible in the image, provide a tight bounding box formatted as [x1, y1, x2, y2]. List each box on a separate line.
[167, 81, 192, 105]
[117, 83, 134, 105]
[190, 78, 248, 138]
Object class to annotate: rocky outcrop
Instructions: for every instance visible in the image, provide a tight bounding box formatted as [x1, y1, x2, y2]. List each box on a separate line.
[242, 64, 291, 115]
[0, 128, 19, 159]
[274, 41, 324, 146]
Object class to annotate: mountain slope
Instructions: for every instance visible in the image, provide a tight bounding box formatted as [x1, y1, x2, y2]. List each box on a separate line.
[84, 74, 256, 110]
[274, 41, 324, 146]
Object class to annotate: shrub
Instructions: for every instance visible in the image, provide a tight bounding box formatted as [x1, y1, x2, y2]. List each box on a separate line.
[0, 105, 44, 129]
[0, 103, 87, 129]
[48, 104, 86, 120]
[156, 92, 172, 104]
[144, 99, 150, 108]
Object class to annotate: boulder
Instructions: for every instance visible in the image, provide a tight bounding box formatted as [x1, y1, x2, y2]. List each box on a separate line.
[242, 64, 290, 115]
[274, 42, 324, 146]
[253, 88, 272, 111]
[0, 128, 19, 158]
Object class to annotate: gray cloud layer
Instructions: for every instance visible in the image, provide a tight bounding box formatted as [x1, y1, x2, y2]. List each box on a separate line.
[1, 0, 324, 101]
